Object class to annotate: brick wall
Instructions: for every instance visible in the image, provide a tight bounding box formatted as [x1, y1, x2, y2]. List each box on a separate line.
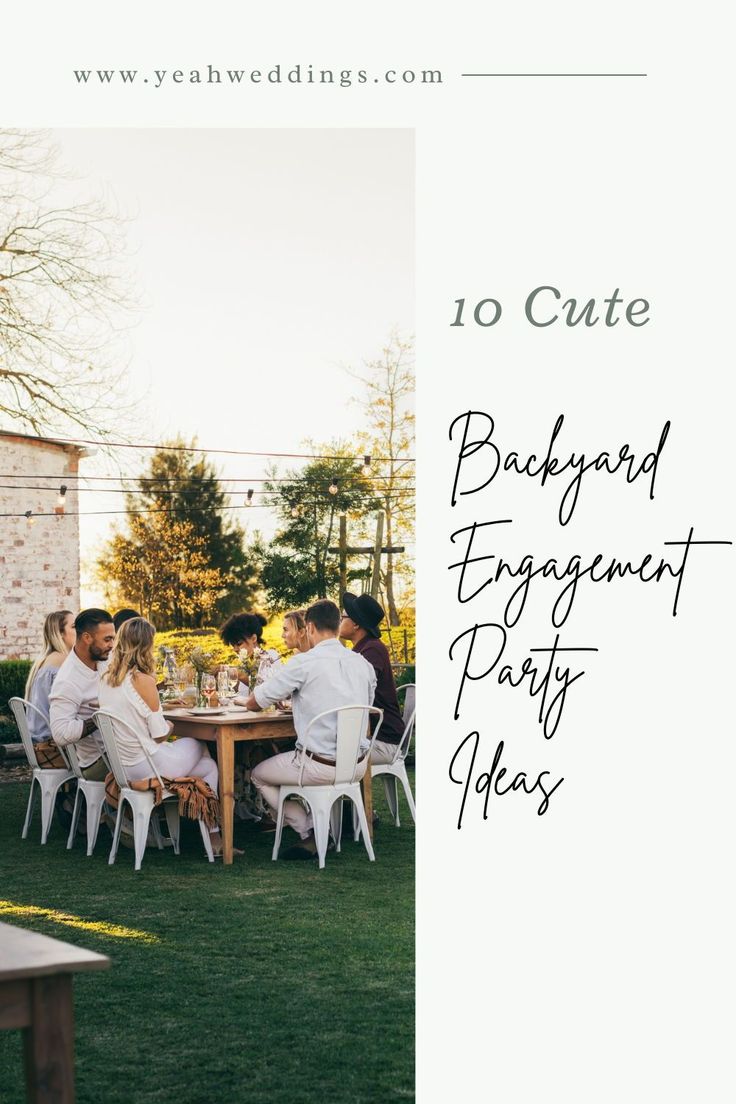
[0, 435, 82, 660]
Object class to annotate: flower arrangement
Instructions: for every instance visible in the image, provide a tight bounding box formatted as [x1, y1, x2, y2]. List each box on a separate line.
[188, 645, 217, 675]
[238, 647, 263, 691]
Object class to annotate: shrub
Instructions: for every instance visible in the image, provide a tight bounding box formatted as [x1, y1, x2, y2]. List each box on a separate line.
[154, 618, 414, 676]
[154, 629, 240, 673]
[381, 627, 416, 664]
[0, 659, 32, 715]
[154, 619, 291, 676]
[394, 665, 416, 689]
[0, 718, 19, 744]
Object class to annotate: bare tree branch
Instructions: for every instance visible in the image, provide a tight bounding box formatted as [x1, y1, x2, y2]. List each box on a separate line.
[0, 129, 138, 439]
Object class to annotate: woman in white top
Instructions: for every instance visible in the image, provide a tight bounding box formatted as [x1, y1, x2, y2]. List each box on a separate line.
[25, 610, 75, 743]
[99, 617, 223, 854]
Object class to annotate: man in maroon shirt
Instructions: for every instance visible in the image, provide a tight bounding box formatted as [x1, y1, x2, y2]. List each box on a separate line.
[339, 592, 405, 764]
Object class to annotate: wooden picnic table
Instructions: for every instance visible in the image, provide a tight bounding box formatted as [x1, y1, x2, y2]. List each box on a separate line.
[0, 920, 110, 1103]
[164, 707, 373, 865]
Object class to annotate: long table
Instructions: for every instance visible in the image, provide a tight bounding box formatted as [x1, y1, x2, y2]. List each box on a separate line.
[164, 707, 373, 864]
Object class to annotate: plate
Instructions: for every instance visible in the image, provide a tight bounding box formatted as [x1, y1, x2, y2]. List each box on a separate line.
[186, 707, 227, 716]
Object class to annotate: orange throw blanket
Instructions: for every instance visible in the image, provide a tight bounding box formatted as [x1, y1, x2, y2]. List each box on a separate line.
[104, 773, 220, 830]
[34, 740, 67, 770]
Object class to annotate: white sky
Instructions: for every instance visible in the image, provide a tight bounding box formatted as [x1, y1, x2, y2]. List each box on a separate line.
[49, 128, 414, 605]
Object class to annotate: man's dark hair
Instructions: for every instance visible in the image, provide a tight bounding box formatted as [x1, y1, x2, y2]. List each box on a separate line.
[113, 608, 141, 631]
[74, 608, 113, 636]
[219, 612, 267, 648]
[305, 599, 341, 634]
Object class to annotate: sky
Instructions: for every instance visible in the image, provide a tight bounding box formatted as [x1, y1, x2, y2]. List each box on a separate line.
[47, 128, 414, 605]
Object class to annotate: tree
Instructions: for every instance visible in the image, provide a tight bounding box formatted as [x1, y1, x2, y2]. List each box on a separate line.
[0, 129, 133, 436]
[350, 332, 415, 624]
[97, 442, 261, 627]
[98, 516, 226, 629]
[260, 451, 379, 609]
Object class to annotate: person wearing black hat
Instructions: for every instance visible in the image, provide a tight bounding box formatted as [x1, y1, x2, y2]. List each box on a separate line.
[339, 592, 405, 763]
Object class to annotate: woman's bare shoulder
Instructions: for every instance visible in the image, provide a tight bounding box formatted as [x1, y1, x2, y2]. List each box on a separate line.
[131, 670, 160, 710]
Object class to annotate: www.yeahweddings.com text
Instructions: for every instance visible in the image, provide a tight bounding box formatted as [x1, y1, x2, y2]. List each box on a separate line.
[446, 409, 732, 827]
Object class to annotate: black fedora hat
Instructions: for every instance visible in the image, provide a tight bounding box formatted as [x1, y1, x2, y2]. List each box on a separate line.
[342, 592, 385, 639]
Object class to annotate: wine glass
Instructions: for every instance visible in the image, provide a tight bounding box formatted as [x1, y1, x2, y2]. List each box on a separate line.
[181, 684, 197, 708]
[217, 669, 230, 706]
[227, 666, 239, 697]
[201, 674, 216, 707]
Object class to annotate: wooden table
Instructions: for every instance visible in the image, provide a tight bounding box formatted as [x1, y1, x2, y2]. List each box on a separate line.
[0, 920, 110, 1103]
[164, 707, 373, 865]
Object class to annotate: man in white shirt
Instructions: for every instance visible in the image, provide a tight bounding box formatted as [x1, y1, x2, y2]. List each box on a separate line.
[50, 608, 116, 781]
[248, 599, 377, 859]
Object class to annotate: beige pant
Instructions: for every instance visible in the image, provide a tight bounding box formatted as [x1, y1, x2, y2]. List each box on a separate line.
[371, 740, 400, 766]
[252, 750, 367, 839]
[81, 757, 109, 781]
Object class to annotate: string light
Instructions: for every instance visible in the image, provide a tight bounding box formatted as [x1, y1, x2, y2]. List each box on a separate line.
[0, 481, 414, 496]
[328, 478, 339, 495]
[55, 484, 68, 515]
[245, 489, 254, 506]
[0, 491, 417, 520]
[2, 430, 414, 463]
[24, 509, 35, 527]
[0, 471, 414, 483]
[363, 455, 372, 471]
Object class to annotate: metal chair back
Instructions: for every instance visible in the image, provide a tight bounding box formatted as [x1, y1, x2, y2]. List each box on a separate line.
[301, 704, 383, 784]
[94, 711, 165, 790]
[8, 698, 70, 770]
[395, 684, 416, 763]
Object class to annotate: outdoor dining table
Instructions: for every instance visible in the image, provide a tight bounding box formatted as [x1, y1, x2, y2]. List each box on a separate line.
[163, 706, 373, 864]
[0, 920, 110, 1103]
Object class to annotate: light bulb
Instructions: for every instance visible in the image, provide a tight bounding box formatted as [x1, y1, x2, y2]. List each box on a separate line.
[328, 479, 339, 496]
[363, 455, 371, 471]
[245, 489, 254, 506]
[55, 484, 68, 515]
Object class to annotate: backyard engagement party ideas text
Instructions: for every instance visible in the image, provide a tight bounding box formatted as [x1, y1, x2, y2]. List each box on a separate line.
[446, 367, 731, 826]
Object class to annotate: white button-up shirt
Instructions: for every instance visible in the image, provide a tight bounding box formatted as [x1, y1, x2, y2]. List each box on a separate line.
[49, 649, 107, 768]
[254, 637, 377, 757]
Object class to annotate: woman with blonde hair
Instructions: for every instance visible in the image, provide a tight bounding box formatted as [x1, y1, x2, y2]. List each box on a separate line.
[99, 617, 225, 854]
[25, 610, 75, 743]
[281, 609, 310, 655]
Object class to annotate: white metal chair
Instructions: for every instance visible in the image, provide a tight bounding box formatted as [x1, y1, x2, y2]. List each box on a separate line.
[271, 705, 383, 869]
[367, 682, 416, 828]
[64, 741, 108, 857]
[9, 697, 75, 845]
[399, 683, 416, 728]
[95, 711, 215, 872]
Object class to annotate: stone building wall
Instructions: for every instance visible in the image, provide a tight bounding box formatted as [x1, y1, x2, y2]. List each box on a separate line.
[0, 433, 82, 660]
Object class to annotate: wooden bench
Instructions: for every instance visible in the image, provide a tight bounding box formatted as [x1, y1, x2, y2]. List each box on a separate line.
[0, 920, 110, 1103]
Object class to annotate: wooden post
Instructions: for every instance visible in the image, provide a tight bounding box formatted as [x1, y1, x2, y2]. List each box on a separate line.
[370, 512, 384, 598]
[338, 514, 347, 596]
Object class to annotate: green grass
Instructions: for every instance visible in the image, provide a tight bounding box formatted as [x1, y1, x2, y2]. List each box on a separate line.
[0, 781, 414, 1104]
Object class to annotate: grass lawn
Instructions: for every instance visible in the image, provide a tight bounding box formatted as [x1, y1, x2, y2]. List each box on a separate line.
[0, 779, 414, 1104]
